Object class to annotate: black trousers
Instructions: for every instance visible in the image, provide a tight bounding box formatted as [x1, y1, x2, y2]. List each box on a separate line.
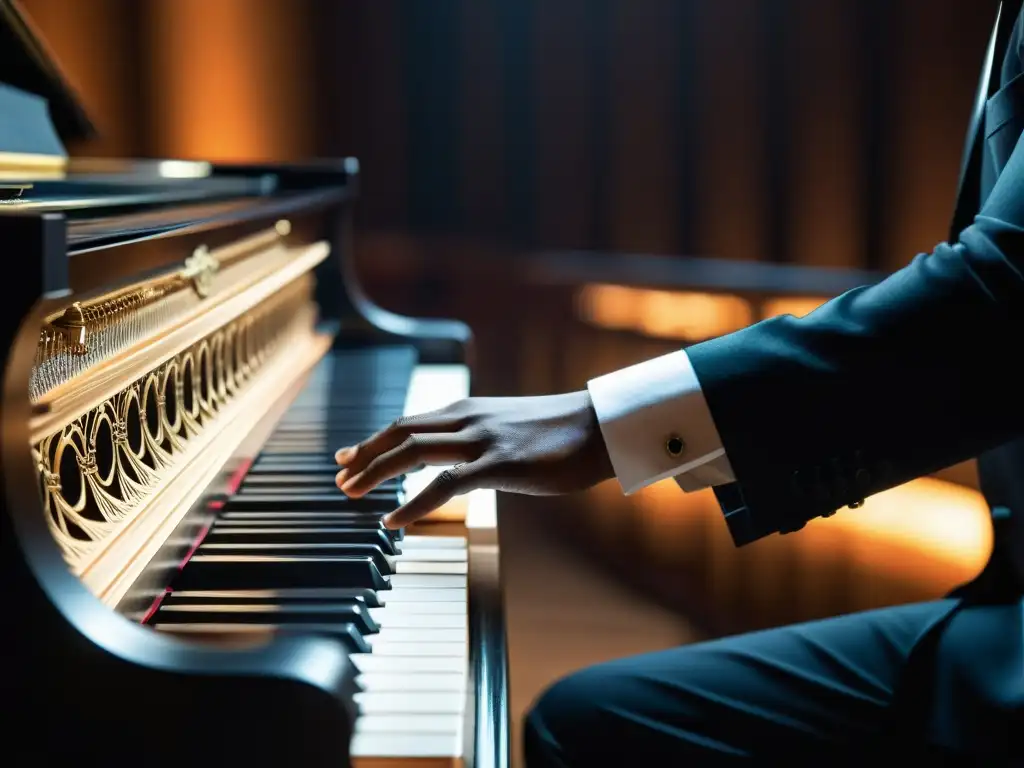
[523, 599, 973, 766]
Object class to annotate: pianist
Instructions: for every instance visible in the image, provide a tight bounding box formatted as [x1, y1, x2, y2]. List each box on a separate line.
[335, 7, 1024, 768]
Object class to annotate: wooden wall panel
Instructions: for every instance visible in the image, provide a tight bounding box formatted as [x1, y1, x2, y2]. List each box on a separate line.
[144, 0, 315, 161]
[882, 0, 996, 269]
[20, 0, 143, 156]
[785, 0, 864, 267]
[606, 0, 679, 252]
[605, 0, 682, 254]
[23, 0, 995, 265]
[531, 0, 599, 248]
[356, 1, 410, 230]
[689, 0, 769, 261]
[458, 0, 508, 237]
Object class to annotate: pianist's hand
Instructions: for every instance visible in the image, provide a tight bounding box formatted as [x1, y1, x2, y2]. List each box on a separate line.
[334, 391, 613, 528]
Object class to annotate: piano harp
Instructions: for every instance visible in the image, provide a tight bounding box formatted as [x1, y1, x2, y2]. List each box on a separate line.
[0, 2, 509, 766]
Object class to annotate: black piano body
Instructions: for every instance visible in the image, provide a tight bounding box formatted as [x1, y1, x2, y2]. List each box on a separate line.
[0, 1, 508, 765]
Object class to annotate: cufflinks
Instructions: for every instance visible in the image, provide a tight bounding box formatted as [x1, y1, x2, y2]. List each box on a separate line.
[665, 434, 685, 457]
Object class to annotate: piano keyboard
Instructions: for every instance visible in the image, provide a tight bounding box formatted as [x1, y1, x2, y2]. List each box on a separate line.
[150, 346, 495, 764]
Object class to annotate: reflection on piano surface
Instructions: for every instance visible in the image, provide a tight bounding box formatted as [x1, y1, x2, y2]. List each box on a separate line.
[0, 1, 508, 764]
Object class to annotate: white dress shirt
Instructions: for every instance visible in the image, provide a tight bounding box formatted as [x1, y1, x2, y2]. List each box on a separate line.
[587, 350, 736, 494]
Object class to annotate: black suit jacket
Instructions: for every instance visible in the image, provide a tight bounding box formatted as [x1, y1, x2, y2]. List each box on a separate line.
[687, 1, 1023, 755]
[690, 3, 1024, 570]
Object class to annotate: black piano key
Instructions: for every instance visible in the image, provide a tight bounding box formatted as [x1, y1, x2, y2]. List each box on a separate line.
[263, 430, 385, 438]
[239, 479, 346, 493]
[225, 493, 396, 512]
[265, 431, 393, 440]
[152, 622, 371, 655]
[173, 554, 390, 591]
[247, 462, 412, 482]
[254, 450, 362, 459]
[240, 474, 400, 490]
[250, 459, 348, 469]
[248, 463, 387, 476]
[165, 586, 384, 608]
[214, 513, 403, 541]
[258, 447, 372, 457]
[241, 471, 346, 481]
[153, 601, 380, 635]
[272, 417, 403, 429]
[269, 423, 399, 432]
[247, 485, 395, 497]
[215, 514, 388, 526]
[262, 436, 392, 445]
[281, 401, 408, 411]
[205, 526, 399, 554]
[258, 447, 366, 457]
[267, 427, 397, 437]
[263, 434, 386, 440]
[251, 455, 354, 463]
[287, 385, 407, 392]
[216, 510, 388, 522]
[198, 543, 394, 576]
[238, 481, 399, 499]
[231, 482, 397, 497]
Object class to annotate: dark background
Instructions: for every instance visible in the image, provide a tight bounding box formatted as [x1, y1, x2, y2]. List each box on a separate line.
[28, 0, 993, 268]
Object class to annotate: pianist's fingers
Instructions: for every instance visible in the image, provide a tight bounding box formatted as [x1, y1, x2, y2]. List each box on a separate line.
[338, 432, 481, 497]
[383, 463, 483, 529]
[340, 391, 615, 528]
[335, 406, 464, 471]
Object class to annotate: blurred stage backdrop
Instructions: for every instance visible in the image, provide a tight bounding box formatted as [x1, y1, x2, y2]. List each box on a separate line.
[24, 0, 1000, 761]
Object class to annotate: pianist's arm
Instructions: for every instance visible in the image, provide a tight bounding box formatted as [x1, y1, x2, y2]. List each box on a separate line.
[604, 131, 1024, 545]
[338, 132, 1024, 540]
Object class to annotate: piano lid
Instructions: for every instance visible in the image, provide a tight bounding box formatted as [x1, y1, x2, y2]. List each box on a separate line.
[0, 0, 95, 176]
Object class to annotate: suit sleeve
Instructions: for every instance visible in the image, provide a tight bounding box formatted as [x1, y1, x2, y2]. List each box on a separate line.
[687, 129, 1024, 546]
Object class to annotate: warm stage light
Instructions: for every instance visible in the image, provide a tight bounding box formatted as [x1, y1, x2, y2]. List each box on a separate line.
[577, 284, 753, 341]
[590, 475, 992, 596]
[762, 295, 829, 319]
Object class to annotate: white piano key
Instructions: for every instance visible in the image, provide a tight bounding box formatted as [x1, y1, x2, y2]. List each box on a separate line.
[350, 731, 461, 758]
[351, 654, 466, 674]
[368, 641, 465, 657]
[400, 535, 466, 549]
[393, 560, 468, 575]
[354, 691, 464, 714]
[389, 573, 466, 588]
[404, 365, 469, 413]
[370, 610, 466, 629]
[382, 587, 466, 603]
[355, 714, 461, 733]
[369, 601, 464, 617]
[357, 672, 466, 692]
[369, 628, 465, 645]
[394, 547, 468, 562]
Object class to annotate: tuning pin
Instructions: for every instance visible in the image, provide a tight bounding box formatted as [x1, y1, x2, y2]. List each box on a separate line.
[50, 302, 88, 355]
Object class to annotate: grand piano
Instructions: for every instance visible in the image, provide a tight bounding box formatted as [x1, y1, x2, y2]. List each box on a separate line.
[0, 1, 508, 764]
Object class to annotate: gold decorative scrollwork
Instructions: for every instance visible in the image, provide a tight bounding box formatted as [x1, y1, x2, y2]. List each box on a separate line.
[182, 246, 220, 298]
[30, 223, 297, 402]
[35, 275, 313, 570]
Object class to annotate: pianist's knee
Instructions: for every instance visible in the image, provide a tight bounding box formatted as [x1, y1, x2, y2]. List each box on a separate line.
[522, 659, 701, 767]
[522, 650, 758, 767]
[522, 667, 605, 767]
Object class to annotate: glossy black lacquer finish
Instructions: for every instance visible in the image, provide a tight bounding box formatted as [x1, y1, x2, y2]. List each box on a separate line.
[466, 524, 511, 768]
[0, 157, 507, 766]
[1, 168, 369, 765]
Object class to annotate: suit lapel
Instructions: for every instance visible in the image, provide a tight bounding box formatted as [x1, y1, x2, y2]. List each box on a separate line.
[950, 2, 1010, 240]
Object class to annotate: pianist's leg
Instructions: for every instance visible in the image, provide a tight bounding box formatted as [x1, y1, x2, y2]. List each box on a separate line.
[523, 599, 962, 766]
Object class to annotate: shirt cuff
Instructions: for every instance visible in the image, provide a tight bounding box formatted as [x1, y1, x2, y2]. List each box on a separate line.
[587, 349, 735, 494]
